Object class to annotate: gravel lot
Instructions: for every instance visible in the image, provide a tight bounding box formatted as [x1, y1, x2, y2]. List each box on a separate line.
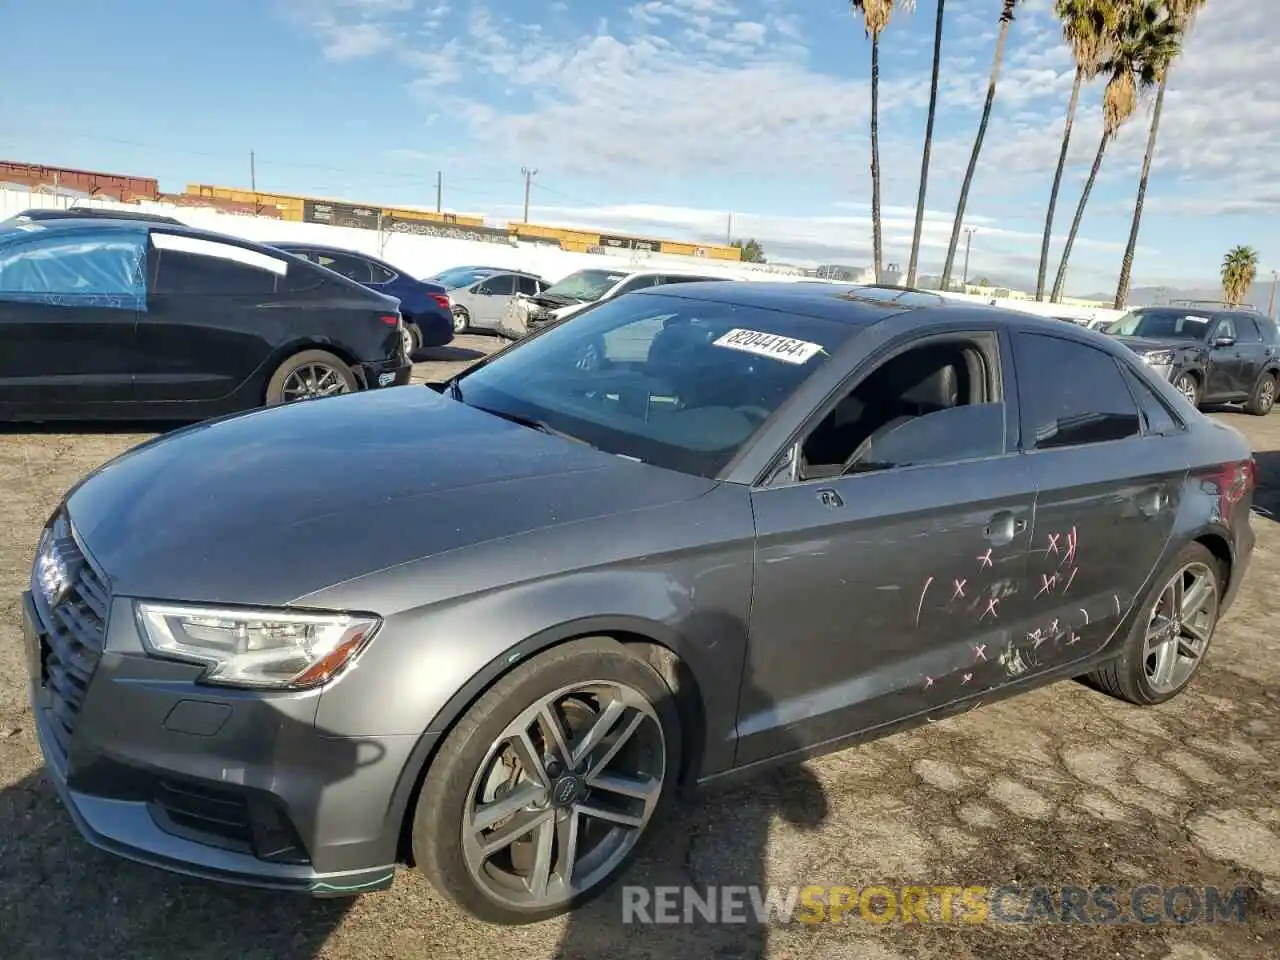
[1, 333, 1277, 960]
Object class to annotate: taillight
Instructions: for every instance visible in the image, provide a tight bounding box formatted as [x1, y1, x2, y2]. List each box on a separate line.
[379, 314, 400, 327]
[1203, 458, 1254, 519]
[430, 293, 450, 311]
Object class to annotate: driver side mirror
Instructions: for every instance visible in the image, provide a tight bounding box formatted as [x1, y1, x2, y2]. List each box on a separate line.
[1213, 335, 1237, 348]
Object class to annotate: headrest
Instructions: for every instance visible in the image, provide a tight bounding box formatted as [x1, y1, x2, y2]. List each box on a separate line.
[900, 364, 958, 409]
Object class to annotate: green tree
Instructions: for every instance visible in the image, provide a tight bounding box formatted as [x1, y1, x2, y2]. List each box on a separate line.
[906, 0, 945, 288]
[1051, 0, 1179, 302]
[732, 238, 767, 263]
[1221, 245, 1259, 307]
[1113, 0, 1206, 308]
[940, 0, 1024, 290]
[850, 1, 914, 283]
[1036, 0, 1121, 301]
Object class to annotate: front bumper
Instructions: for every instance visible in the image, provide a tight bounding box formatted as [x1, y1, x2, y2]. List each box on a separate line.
[357, 356, 413, 390]
[22, 585, 427, 897]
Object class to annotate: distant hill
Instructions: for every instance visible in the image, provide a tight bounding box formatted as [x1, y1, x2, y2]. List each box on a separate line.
[1080, 281, 1277, 312]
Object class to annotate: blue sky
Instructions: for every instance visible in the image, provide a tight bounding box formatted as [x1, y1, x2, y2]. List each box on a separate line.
[1, 0, 1274, 295]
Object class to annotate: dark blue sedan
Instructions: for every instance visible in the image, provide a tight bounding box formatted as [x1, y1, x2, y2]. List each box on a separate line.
[268, 242, 454, 355]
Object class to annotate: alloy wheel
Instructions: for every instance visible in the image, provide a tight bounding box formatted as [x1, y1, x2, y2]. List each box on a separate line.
[401, 326, 416, 359]
[1175, 375, 1199, 406]
[461, 680, 667, 912]
[453, 309, 469, 333]
[1142, 560, 1217, 695]
[1260, 377, 1275, 412]
[280, 363, 352, 402]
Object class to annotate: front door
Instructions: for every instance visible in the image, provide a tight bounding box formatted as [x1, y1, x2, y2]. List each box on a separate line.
[1010, 331, 1184, 669]
[736, 331, 1038, 766]
[470, 273, 515, 328]
[0, 227, 146, 411]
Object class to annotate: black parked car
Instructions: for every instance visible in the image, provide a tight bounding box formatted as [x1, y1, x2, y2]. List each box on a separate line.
[23, 281, 1256, 923]
[1107, 304, 1280, 414]
[0, 216, 411, 421]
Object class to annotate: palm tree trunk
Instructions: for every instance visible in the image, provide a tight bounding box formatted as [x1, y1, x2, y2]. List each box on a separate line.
[1051, 133, 1109, 303]
[906, 0, 945, 289]
[941, 0, 1016, 289]
[1036, 67, 1083, 301]
[870, 32, 883, 284]
[1114, 70, 1168, 309]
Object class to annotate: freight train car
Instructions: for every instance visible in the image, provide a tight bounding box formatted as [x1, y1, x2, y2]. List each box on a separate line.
[2, 161, 158, 201]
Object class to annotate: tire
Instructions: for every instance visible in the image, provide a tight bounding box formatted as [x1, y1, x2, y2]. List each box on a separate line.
[402, 323, 422, 360]
[264, 349, 358, 406]
[1173, 372, 1201, 408]
[1087, 542, 1223, 706]
[1244, 371, 1276, 416]
[453, 307, 470, 334]
[412, 637, 682, 925]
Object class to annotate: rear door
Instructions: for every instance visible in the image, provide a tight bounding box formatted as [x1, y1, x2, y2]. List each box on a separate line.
[136, 232, 294, 402]
[1202, 314, 1242, 400]
[0, 225, 146, 410]
[1011, 331, 1186, 671]
[1229, 314, 1271, 394]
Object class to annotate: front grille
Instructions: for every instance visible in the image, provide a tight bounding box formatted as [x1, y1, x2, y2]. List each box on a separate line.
[32, 514, 110, 754]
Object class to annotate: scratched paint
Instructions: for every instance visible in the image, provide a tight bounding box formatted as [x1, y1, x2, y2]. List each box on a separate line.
[914, 576, 934, 626]
[976, 548, 994, 570]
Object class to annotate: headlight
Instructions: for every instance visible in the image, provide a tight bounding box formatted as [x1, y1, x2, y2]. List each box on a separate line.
[135, 602, 380, 689]
[35, 524, 76, 607]
[1142, 350, 1175, 366]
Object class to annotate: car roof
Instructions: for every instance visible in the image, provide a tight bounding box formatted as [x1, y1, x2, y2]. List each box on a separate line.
[631, 281, 971, 323]
[5, 207, 184, 225]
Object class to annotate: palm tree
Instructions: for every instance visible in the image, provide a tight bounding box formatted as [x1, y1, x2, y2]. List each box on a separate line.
[1051, 0, 1179, 302]
[940, 0, 1023, 290]
[906, 0, 945, 288]
[1221, 245, 1260, 307]
[1035, 0, 1120, 301]
[850, 1, 913, 283]
[1113, 0, 1206, 308]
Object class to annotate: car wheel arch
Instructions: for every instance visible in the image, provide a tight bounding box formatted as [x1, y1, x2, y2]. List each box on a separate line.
[260, 339, 365, 396]
[1192, 531, 1233, 596]
[388, 616, 710, 866]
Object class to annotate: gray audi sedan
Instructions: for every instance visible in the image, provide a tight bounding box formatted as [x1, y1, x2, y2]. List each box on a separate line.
[23, 281, 1256, 924]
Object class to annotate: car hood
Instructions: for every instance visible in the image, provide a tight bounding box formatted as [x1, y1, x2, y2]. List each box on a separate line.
[64, 386, 716, 606]
[1113, 335, 1204, 353]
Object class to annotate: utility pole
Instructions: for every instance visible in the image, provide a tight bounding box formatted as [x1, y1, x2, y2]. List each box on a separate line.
[521, 167, 537, 223]
[436, 171, 442, 213]
[962, 227, 976, 287]
[727, 213, 733, 245]
[1270, 270, 1278, 318]
[250, 151, 256, 192]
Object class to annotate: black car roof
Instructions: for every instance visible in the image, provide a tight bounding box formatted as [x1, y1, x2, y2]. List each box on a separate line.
[632, 281, 969, 325]
[6, 207, 183, 224]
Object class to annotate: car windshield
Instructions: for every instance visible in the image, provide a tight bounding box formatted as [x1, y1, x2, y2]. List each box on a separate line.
[431, 266, 496, 289]
[540, 269, 626, 303]
[1108, 308, 1215, 340]
[452, 292, 858, 477]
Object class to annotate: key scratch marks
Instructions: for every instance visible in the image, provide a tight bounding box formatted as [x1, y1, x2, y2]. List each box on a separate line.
[1035, 572, 1057, 599]
[1067, 631, 1081, 646]
[1046, 532, 1061, 556]
[915, 576, 933, 626]
[973, 643, 987, 662]
[1062, 566, 1078, 594]
[923, 675, 934, 690]
[961, 672, 973, 685]
[1079, 607, 1090, 626]
[1114, 594, 1121, 615]
[979, 597, 1000, 621]
[1061, 526, 1078, 567]
[976, 548, 994, 570]
[952, 578, 967, 601]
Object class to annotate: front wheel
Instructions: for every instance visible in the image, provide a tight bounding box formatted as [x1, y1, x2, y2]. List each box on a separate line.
[1244, 371, 1276, 416]
[1087, 542, 1222, 705]
[1173, 372, 1201, 408]
[412, 637, 682, 924]
[265, 349, 357, 405]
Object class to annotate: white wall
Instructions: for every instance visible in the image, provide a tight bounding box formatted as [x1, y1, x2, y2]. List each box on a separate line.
[1, 187, 1129, 325]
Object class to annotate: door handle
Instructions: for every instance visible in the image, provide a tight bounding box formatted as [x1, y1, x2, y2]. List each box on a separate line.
[816, 488, 844, 508]
[983, 511, 1025, 545]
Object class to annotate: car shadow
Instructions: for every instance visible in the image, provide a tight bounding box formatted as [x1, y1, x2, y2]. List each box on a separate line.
[0, 702, 373, 958]
[1251, 449, 1280, 524]
[415, 345, 487, 363]
[552, 644, 829, 958]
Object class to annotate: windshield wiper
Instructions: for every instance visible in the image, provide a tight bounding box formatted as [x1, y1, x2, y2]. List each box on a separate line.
[468, 404, 591, 445]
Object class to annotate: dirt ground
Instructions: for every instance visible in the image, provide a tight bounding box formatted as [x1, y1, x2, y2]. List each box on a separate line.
[1, 334, 1277, 960]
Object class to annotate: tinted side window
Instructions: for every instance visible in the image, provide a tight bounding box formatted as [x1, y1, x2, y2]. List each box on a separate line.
[0, 231, 146, 297]
[1234, 316, 1262, 343]
[1014, 333, 1141, 449]
[154, 251, 281, 295]
[476, 274, 515, 295]
[1216, 316, 1237, 340]
[315, 253, 372, 284]
[1120, 364, 1182, 435]
[616, 275, 660, 295]
[368, 261, 396, 284]
[516, 275, 539, 295]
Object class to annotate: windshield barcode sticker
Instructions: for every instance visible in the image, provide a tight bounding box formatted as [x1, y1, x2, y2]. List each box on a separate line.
[712, 328, 825, 364]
